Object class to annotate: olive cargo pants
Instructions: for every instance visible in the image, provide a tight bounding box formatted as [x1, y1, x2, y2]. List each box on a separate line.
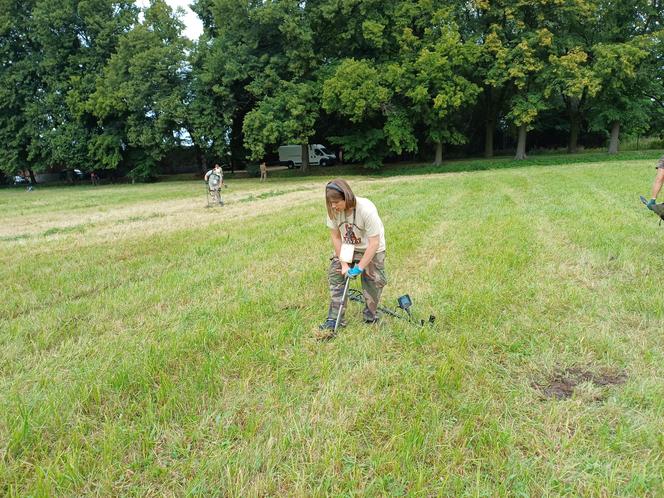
[326, 251, 387, 322]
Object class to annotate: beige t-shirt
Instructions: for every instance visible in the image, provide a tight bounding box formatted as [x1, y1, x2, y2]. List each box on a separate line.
[326, 196, 386, 252]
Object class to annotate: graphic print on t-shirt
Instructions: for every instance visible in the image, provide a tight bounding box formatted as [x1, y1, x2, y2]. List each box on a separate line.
[342, 223, 361, 245]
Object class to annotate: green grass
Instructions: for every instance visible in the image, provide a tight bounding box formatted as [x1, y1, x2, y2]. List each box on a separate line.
[265, 148, 664, 180]
[1, 156, 664, 496]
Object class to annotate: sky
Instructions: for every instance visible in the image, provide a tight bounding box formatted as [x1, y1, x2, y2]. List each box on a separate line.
[136, 0, 204, 41]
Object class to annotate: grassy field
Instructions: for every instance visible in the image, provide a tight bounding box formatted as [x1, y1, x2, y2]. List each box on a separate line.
[1, 155, 664, 496]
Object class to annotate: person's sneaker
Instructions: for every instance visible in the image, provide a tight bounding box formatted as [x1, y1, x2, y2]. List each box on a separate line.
[318, 318, 345, 330]
[316, 319, 345, 340]
[363, 317, 380, 325]
[641, 195, 656, 210]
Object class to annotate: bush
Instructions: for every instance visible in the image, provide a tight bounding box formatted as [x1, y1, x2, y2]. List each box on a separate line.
[245, 162, 260, 178]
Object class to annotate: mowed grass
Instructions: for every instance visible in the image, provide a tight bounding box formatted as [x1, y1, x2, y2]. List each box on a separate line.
[1, 158, 664, 496]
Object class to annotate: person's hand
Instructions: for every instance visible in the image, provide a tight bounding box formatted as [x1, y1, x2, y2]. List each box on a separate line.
[347, 265, 363, 278]
[340, 262, 350, 275]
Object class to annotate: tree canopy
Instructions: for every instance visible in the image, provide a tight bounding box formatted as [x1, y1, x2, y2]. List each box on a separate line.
[1, 0, 662, 180]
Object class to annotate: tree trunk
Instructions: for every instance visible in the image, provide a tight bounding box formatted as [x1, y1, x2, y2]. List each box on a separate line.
[608, 121, 620, 154]
[301, 143, 309, 173]
[195, 146, 206, 176]
[28, 169, 37, 184]
[434, 141, 443, 166]
[485, 117, 495, 158]
[514, 125, 527, 160]
[200, 154, 207, 177]
[568, 114, 580, 153]
[230, 107, 249, 174]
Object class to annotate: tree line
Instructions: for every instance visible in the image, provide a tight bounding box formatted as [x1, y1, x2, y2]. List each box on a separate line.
[1, 0, 663, 181]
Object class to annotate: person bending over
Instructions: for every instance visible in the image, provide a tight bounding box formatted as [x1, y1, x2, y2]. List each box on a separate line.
[320, 179, 387, 332]
[205, 164, 225, 206]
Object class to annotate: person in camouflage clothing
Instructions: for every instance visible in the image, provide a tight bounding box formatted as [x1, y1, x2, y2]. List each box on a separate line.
[204, 164, 225, 206]
[319, 178, 387, 332]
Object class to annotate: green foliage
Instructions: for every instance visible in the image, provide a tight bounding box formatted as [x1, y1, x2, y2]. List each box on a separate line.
[89, 0, 190, 180]
[405, 17, 481, 151]
[185, 37, 233, 163]
[0, 0, 139, 177]
[329, 129, 386, 169]
[243, 81, 318, 161]
[0, 0, 663, 177]
[322, 59, 392, 123]
[589, 38, 653, 134]
[383, 111, 417, 155]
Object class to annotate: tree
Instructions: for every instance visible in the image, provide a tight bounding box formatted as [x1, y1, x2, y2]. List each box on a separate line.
[318, 0, 418, 168]
[456, 0, 513, 158]
[34, 0, 138, 174]
[198, 0, 321, 173]
[0, 0, 138, 181]
[401, 14, 480, 165]
[586, 0, 663, 153]
[89, 0, 189, 180]
[241, 0, 320, 173]
[322, 58, 394, 168]
[641, 29, 664, 138]
[539, 0, 602, 154]
[185, 34, 234, 174]
[590, 40, 651, 153]
[0, 0, 40, 181]
[191, 0, 261, 171]
[456, 1, 553, 160]
[243, 80, 318, 167]
[546, 48, 600, 153]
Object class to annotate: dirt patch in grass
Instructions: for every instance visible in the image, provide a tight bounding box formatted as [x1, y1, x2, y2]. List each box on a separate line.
[534, 366, 627, 400]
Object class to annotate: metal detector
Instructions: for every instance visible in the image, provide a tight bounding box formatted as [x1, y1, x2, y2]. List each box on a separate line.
[640, 195, 664, 225]
[205, 181, 211, 207]
[205, 181, 226, 207]
[333, 275, 352, 336]
[348, 289, 436, 327]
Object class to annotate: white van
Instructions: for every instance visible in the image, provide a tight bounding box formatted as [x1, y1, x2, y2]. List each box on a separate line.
[278, 144, 336, 168]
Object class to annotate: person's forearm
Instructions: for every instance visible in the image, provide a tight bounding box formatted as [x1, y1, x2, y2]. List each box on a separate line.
[331, 233, 342, 257]
[357, 238, 379, 269]
[651, 169, 664, 199]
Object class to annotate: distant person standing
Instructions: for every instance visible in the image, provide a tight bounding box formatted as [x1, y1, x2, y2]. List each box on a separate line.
[643, 154, 664, 210]
[91, 171, 99, 186]
[259, 160, 268, 182]
[204, 164, 225, 206]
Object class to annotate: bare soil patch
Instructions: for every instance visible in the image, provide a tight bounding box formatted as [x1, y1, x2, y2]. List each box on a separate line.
[534, 366, 627, 400]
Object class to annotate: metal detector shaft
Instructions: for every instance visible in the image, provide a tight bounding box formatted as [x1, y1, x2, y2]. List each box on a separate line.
[334, 276, 352, 336]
